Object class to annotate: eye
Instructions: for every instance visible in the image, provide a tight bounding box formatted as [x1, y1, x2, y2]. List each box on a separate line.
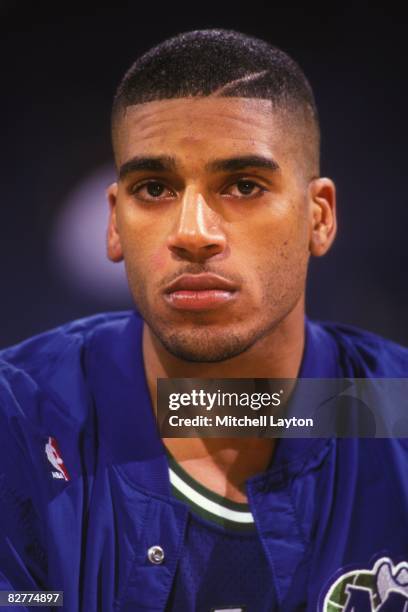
[131, 180, 175, 202]
[224, 179, 266, 198]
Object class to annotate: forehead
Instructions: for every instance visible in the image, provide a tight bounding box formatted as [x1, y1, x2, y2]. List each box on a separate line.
[114, 97, 292, 169]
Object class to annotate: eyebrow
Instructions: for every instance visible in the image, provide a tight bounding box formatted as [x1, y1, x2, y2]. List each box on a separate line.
[206, 155, 280, 173]
[118, 155, 176, 180]
[118, 153, 280, 180]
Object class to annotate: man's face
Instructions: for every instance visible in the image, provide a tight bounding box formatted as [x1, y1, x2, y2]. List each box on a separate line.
[108, 97, 331, 362]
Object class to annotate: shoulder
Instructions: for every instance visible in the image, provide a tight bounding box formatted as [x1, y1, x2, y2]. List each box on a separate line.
[0, 311, 134, 372]
[0, 314, 140, 589]
[310, 320, 408, 377]
[0, 311, 137, 425]
[0, 311, 140, 507]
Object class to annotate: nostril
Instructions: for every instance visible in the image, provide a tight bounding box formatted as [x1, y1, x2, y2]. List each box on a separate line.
[168, 242, 225, 263]
[169, 245, 190, 258]
[203, 244, 225, 257]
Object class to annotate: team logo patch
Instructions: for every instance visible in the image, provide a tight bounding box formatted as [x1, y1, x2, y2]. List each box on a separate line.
[45, 436, 71, 481]
[321, 557, 408, 611]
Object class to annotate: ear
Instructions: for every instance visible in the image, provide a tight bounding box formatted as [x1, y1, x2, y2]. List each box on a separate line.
[308, 177, 337, 257]
[106, 182, 124, 262]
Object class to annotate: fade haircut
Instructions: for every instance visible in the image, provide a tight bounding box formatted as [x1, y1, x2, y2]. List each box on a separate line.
[112, 29, 320, 177]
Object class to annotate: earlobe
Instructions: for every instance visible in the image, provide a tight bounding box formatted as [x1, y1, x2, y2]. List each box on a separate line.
[308, 177, 337, 257]
[106, 182, 124, 263]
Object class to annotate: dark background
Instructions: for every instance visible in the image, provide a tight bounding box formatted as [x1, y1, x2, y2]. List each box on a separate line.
[1, 5, 407, 347]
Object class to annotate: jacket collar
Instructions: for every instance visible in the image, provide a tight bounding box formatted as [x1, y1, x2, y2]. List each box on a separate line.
[86, 311, 341, 492]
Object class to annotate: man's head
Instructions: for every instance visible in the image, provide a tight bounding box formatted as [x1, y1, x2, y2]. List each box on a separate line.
[107, 29, 336, 363]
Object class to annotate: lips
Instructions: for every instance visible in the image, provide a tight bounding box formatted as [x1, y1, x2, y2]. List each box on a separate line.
[163, 273, 239, 311]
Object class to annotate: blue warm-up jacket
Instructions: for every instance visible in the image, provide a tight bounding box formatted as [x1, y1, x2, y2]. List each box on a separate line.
[0, 311, 407, 611]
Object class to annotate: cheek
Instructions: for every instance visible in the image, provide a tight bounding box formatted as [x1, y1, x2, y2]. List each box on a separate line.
[150, 248, 168, 270]
[118, 203, 171, 263]
[118, 208, 152, 258]
[234, 206, 309, 295]
[238, 210, 308, 262]
[119, 217, 171, 289]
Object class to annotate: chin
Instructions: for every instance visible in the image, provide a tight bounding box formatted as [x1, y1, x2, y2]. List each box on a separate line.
[150, 325, 265, 363]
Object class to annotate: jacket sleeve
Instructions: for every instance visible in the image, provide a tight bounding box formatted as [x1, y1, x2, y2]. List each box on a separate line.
[0, 361, 48, 601]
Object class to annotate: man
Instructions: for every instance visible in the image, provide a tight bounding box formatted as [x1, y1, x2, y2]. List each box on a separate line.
[0, 29, 407, 612]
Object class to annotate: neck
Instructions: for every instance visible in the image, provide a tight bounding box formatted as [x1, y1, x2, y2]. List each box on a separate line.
[142, 297, 306, 499]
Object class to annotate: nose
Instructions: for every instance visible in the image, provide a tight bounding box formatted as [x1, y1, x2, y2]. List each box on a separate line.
[166, 186, 227, 262]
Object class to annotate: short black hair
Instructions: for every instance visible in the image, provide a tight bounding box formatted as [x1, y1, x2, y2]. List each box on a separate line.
[112, 29, 320, 176]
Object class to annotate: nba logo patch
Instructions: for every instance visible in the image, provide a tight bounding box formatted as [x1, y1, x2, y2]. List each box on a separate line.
[45, 436, 71, 481]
